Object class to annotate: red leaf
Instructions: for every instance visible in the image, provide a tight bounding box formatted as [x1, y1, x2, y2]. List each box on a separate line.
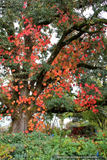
[11, 109, 14, 113]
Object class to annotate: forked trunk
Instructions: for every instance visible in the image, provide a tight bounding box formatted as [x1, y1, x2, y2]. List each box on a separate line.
[11, 113, 29, 133]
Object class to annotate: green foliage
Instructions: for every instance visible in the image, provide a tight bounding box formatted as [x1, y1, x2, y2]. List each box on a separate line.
[0, 130, 107, 159]
[45, 94, 75, 112]
[0, 0, 107, 135]
[42, 62, 51, 72]
[0, 143, 16, 160]
[0, 132, 24, 144]
[93, 131, 107, 158]
[82, 107, 107, 130]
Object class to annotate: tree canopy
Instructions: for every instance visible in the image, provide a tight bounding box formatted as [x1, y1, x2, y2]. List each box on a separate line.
[0, 0, 107, 133]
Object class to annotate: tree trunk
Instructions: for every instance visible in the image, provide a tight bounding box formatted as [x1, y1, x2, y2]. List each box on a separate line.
[11, 113, 29, 133]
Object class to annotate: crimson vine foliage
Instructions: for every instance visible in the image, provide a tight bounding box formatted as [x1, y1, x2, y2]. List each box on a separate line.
[0, 0, 107, 133]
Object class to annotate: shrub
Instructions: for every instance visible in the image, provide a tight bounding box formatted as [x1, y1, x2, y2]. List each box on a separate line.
[0, 143, 16, 159]
[0, 130, 106, 159]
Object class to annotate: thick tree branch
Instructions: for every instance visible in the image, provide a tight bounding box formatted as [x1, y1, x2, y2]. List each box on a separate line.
[95, 19, 107, 24]
[38, 14, 60, 26]
[77, 63, 103, 69]
[96, 97, 107, 106]
[0, 106, 7, 114]
[0, 95, 12, 110]
[46, 106, 88, 114]
[47, 106, 71, 114]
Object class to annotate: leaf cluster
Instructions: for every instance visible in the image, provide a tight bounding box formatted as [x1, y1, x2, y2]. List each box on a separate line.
[45, 95, 75, 113]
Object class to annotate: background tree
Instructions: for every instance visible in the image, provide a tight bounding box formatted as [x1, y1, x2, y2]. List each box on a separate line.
[81, 106, 107, 130]
[0, 0, 107, 133]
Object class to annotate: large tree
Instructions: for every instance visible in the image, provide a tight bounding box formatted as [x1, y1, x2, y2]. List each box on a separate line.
[0, 0, 107, 133]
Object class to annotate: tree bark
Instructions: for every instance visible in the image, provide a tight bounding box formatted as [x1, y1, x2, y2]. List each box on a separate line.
[11, 113, 29, 133]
